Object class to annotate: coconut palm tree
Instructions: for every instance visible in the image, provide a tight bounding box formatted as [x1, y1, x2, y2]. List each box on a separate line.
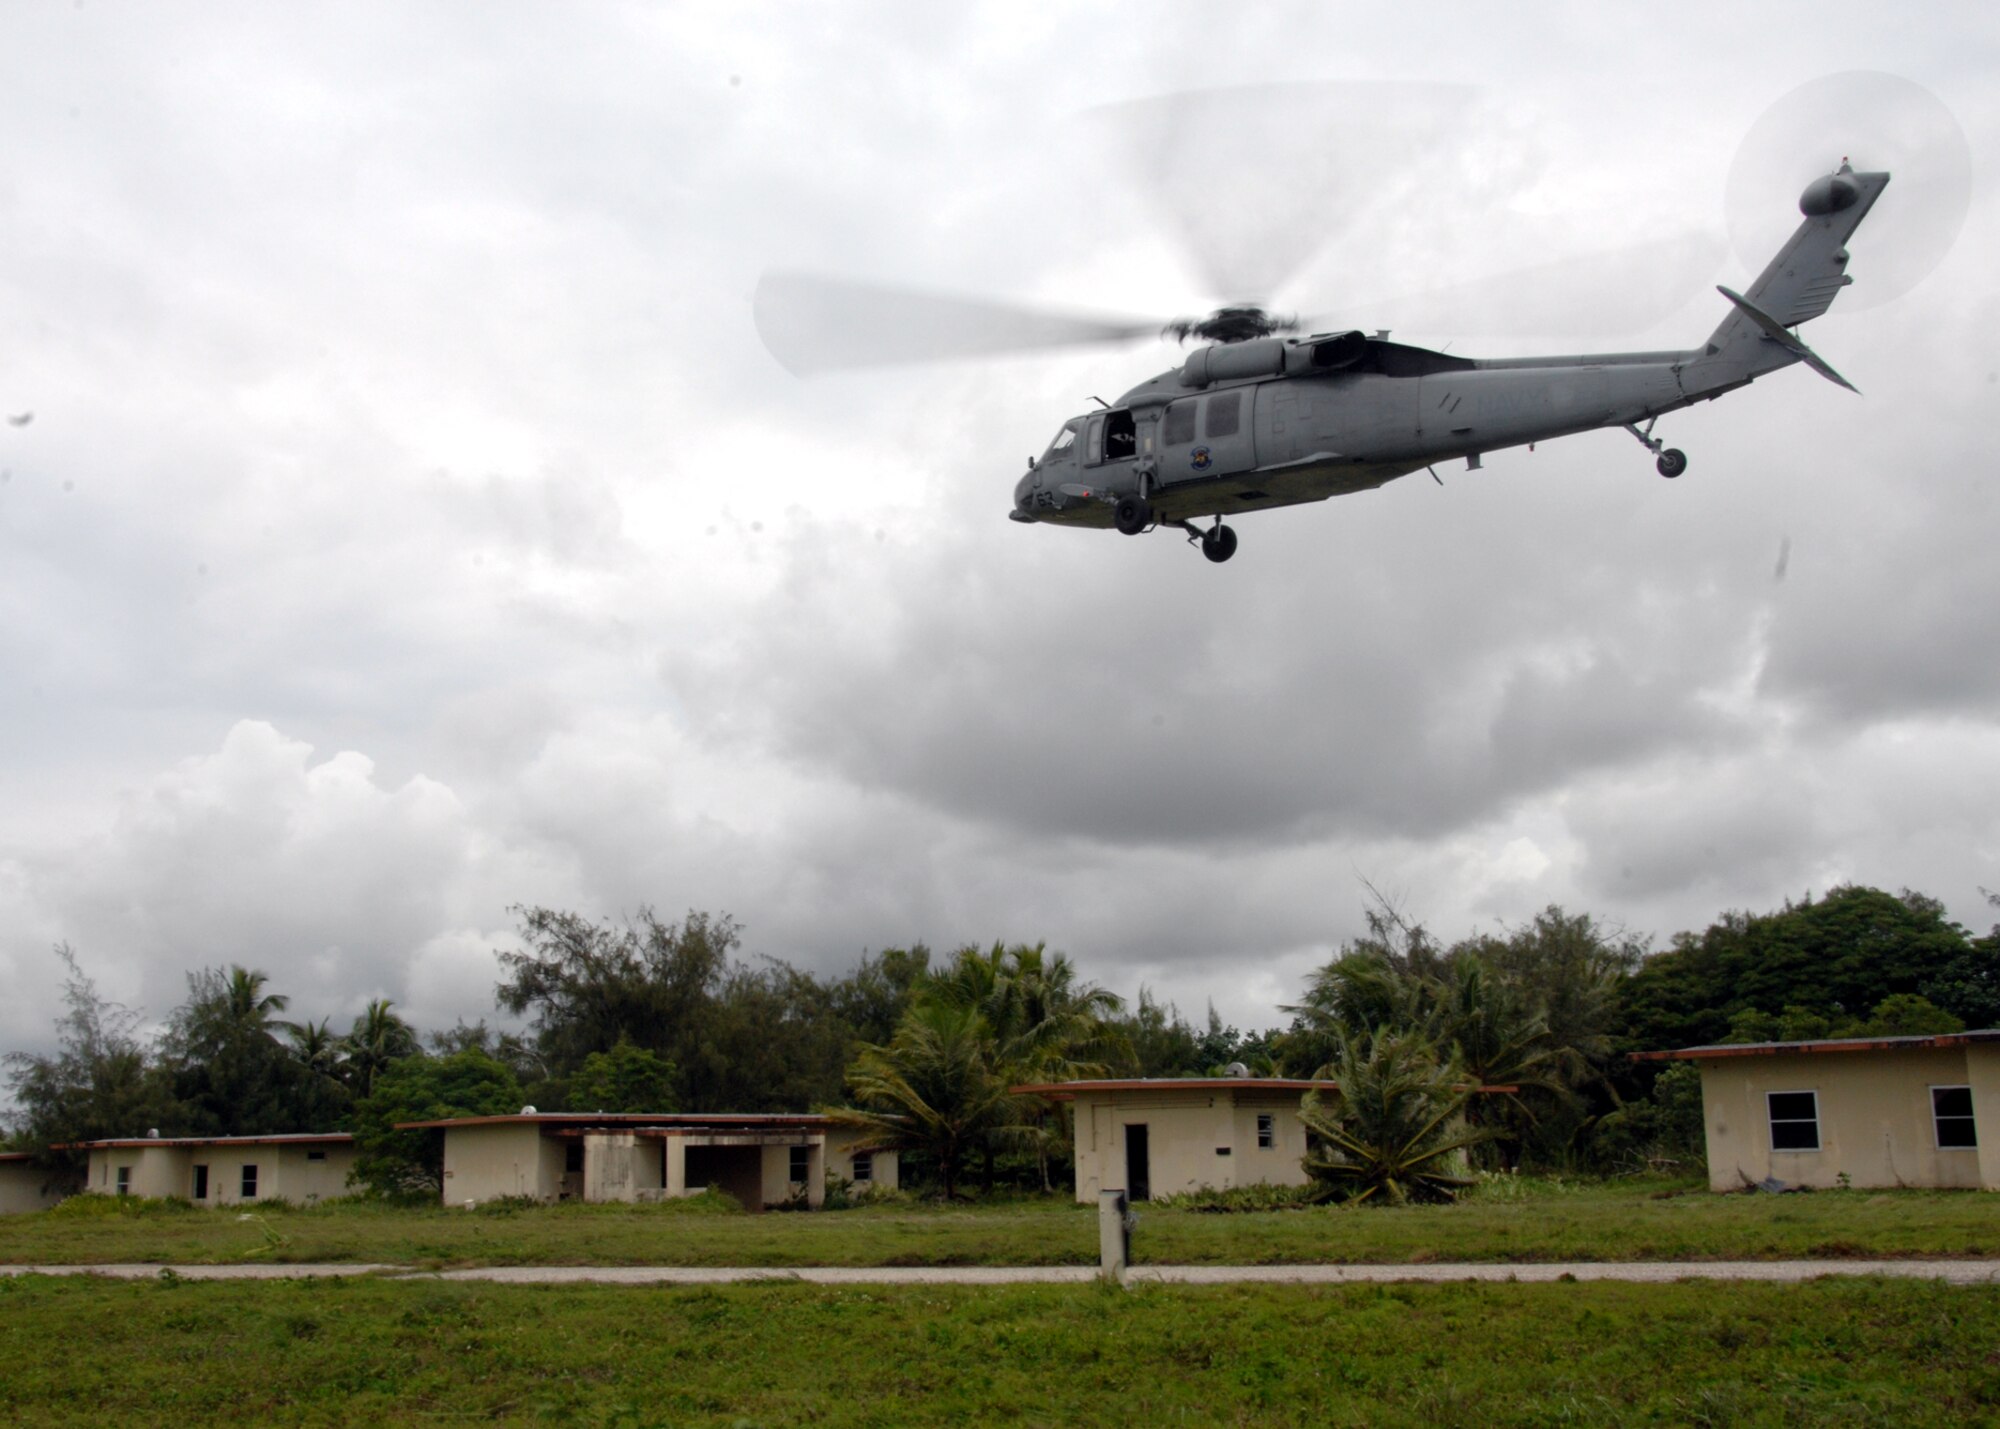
[285, 1017, 341, 1076]
[1298, 1027, 1490, 1205]
[1429, 958, 1572, 1169]
[825, 1000, 1024, 1201]
[927, 942, 1128, 1190]
[341, 999, 420, 1099]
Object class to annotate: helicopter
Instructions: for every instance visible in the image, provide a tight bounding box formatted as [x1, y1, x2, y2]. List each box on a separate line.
[753, 78, 1962, 564]
[999, 163, 1886, 563]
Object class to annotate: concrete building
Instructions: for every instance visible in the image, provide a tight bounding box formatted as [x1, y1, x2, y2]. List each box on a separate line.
[1636, 1030, 1999, 1192]
[1014, 1078, 1336, 1203]
[69, 1134, 357, 1205]
[0, 1152, 66, 1213]
[397, 1112, 897, 1209]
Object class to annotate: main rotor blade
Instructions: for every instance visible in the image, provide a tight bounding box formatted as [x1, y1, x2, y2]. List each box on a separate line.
[752, 271, 1159, 375]
[1086, 81, 1474, 305]
[1725, 71, 1969, 311]
[1311, 231, 1727, 340]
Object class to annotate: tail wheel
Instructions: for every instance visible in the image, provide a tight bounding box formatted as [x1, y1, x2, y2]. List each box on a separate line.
[1201, 524, 1239, 563]
[1656, 448, 1687, 478]
[1113, 495, 1153, 535]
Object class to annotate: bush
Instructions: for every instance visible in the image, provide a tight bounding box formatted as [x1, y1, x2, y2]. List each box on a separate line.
[1151, 1183, 1320, 1214]
[46, 1192, 200, 1219]
[1589, 1062, 1706, 1174]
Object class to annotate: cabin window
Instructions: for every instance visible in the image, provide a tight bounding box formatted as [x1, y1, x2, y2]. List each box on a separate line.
[1162, 399, 1196, 446]
[1766, 1091, 1820, 1151]
[1044, 421, 1078, 460]
[789, 1146, 811, 1184]
[115, 1166, 131, 1196]
[240, 1164, 259, 1199]
[1257, 1114, 1275, 1149]
[850, 1152, 873, 1184]
[1204, 390, 1242, 439]
[1933, 1086, 1978, 1149]
[192, 1165, 209, 1200]
[1100, 409, 1136, 461]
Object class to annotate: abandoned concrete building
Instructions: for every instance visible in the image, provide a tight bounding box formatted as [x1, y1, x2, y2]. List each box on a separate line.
[1636, 1029, 1998, 1191]
[396, 1111, 896, 1208]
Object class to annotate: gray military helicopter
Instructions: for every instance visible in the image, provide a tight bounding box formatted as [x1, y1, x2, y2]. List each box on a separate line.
[754, 77, 1962, 564]
[1000, 163, 1884, 563]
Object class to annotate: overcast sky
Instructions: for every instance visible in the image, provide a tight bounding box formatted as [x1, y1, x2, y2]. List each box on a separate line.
[4, 2, 1997, 1077]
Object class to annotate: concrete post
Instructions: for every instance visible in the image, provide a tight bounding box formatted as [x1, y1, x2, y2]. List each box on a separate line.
[1098, 1188, 1132, 1282]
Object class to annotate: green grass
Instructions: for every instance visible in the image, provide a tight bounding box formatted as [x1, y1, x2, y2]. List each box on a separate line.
[1, 1177, 1995, 1269]
[1, 1273, 1995, 1425]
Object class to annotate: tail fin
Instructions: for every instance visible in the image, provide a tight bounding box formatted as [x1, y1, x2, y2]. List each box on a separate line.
[1704, 163, 1889, 353]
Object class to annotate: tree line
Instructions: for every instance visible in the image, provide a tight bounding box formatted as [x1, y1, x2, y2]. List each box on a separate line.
[7, 883, 1997, 1197]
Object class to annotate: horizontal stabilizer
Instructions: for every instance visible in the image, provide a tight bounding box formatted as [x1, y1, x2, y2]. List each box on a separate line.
[1716, 285, 1858, 393]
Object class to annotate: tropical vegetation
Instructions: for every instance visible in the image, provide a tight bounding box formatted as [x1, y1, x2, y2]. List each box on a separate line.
[4, 883, 1996, 1197]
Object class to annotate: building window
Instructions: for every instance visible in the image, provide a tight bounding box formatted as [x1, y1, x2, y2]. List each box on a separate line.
[850, 1152, 873, 1184]
[1257, 1114, 1275, 1149]
[1767, 1091, 1820, 1151]
[115, 1166, 131, 1196]
[240, 1164, 259, 1199]
[565, 1142, 584, 1175]
[790, 1146, 811, 1184]
[192, 1165, 209, 1200]
[1933, 1086, 1978, 1149]
[307, 1150, 327, 1162]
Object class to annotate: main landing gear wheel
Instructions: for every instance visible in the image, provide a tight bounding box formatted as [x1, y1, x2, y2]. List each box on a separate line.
[1201, 524, 1238, 563]
[1656, 448, 1687, 479]
[1114, 495, 1153, 535]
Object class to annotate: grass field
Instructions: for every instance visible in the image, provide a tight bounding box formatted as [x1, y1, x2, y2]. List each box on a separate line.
[2, 1272, 1996, 1425]
[2, 1176, 1997, 1269]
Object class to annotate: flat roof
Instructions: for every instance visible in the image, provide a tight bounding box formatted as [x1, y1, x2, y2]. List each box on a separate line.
[1633, 1028, 2000, 1062]
[1011, 1078, 1338, 1099]
[55, 1133, 354, 1150]
[394, 1112, 840, 1132]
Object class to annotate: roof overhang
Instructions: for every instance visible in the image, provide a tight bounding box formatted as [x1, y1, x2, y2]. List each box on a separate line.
[55, 1134, 354, 1151]
[1633, 1028, 2000, 1062]
[1010, 1078, 1338, 1101]
[394, 1112, 837, 1133]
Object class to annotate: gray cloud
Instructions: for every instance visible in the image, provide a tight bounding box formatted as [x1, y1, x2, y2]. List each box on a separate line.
[5, 3, 1999, 1075]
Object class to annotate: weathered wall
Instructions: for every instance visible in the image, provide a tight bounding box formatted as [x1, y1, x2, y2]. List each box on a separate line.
[443, 1124, 563, 1204]
[86, 1145, 188, 1200]
[267, 1144, 357, 1204]
[1699, 1047, 1991, 1191]
[1069, 1089, 1314, 1203]
[824, 1127, 899, 1192]
[0, 1159, 65, 1213]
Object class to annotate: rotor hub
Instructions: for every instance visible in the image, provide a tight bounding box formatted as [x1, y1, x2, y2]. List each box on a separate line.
[1164, 306, 1296, 345]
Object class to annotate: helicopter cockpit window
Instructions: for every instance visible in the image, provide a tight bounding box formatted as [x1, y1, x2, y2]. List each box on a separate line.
[1204, 390, 1242, 439]
[1102, 409, 1136, 461]
[1044, 421, 1079, 461]
[1162, 399, 1196, 446]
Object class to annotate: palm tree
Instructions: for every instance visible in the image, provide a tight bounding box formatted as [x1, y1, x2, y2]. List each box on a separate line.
[342, 999, 420, 1099]
[1298, 1027, 1490, 1205]
[825, 1000, 1024, 1201]
[223, 966, 289, 1038]
[929, 943, 1128, 1190]
[285, 1017, 342, 1077]
[1429, 958, 1571, 1169]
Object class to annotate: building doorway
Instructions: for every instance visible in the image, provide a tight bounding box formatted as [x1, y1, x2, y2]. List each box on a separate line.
[684, 1144, 765, 1212]
[1124, 1123, 1151, 1202]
